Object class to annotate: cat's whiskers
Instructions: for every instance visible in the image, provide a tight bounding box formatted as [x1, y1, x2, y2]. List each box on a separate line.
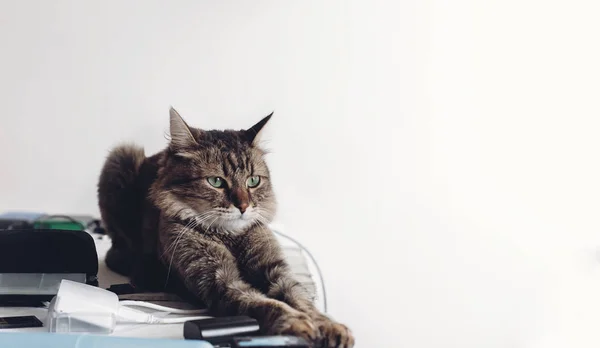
[163, 212, 215, 287]
[253, 212, 272, 232]
[169, 212, 216, 252]
[161, 212, 210, 256]
[204, 214, 221, 233]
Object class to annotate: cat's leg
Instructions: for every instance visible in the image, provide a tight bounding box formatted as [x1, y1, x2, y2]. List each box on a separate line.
[237, 227, 355, 348]
[159, 224, 320, 342]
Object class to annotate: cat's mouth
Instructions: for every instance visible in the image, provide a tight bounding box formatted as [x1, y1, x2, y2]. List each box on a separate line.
[231, 206, 255, 220]
[207, 207, 257, 233]
[219, 216, 254, 233]
[194, 206, 267, 234]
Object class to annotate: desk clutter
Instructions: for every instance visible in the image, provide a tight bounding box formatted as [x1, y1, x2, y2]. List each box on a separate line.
[0, 211, 319, 347]
[0, 212, 101, 231]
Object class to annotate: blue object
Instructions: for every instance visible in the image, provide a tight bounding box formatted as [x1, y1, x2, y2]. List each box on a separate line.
[0, 332, 214, 348]
[0, 212, 46, 220]
[234, 336, 309, 347]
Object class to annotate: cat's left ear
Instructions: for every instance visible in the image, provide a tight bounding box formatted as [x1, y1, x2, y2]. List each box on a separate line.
[244, 112, 273, 146]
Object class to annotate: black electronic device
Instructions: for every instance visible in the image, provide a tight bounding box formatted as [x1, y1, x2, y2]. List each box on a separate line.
[184, 316, 260, 344]
[0, 315, 44, 329]
[0, 229, 98, 305]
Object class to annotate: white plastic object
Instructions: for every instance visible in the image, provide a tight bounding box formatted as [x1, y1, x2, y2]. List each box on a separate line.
[47, 279, 119, 334]
[46, 280, 211, 334]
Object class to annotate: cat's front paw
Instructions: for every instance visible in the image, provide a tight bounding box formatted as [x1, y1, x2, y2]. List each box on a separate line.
[313, 315, 354, 348]
[269, 310, 320, 344]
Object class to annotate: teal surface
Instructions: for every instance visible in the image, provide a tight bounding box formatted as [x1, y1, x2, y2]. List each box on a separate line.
[0, 332, 213, 348]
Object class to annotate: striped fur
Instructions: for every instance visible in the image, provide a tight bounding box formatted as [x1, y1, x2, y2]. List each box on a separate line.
[97, 108, 354, 347]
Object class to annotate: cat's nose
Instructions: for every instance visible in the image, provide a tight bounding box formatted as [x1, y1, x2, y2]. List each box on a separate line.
[230, 187, 250, 214]
[237, 202, 249, 214]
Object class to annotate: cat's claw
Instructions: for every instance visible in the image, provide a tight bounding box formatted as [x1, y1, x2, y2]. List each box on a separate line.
[314, 316, 355, 348]
[270, 311, 320, 344]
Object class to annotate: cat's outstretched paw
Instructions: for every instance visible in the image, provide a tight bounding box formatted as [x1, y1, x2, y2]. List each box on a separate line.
[313, 316, 354, 348]
[269, 310, 320, 344]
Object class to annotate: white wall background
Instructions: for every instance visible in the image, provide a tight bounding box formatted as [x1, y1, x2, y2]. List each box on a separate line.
[2, 0, 600, 347]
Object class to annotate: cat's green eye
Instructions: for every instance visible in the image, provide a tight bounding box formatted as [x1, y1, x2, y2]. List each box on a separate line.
[246, 176, 261, 188]
[207, 176, 225, 188]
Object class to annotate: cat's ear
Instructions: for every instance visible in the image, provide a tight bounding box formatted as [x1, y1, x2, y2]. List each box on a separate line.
[169, 107, 197, 148]
[245, 112, 273, 146]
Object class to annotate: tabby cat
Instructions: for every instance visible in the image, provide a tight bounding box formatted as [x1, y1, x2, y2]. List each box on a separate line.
[97, 108, 354, 348]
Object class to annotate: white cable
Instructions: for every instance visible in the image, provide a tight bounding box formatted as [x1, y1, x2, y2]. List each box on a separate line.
[147, 315, 210, 324]
[272, 229, 328, 313]
[119, 300, 208, 315]
[116, 305, 210, 324]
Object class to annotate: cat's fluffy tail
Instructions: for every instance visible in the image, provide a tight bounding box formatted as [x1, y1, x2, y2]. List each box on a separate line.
[97, 143, 146, 276]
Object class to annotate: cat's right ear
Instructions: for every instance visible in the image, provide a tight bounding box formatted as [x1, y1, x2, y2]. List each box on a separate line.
[169, 107, 198, 149]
